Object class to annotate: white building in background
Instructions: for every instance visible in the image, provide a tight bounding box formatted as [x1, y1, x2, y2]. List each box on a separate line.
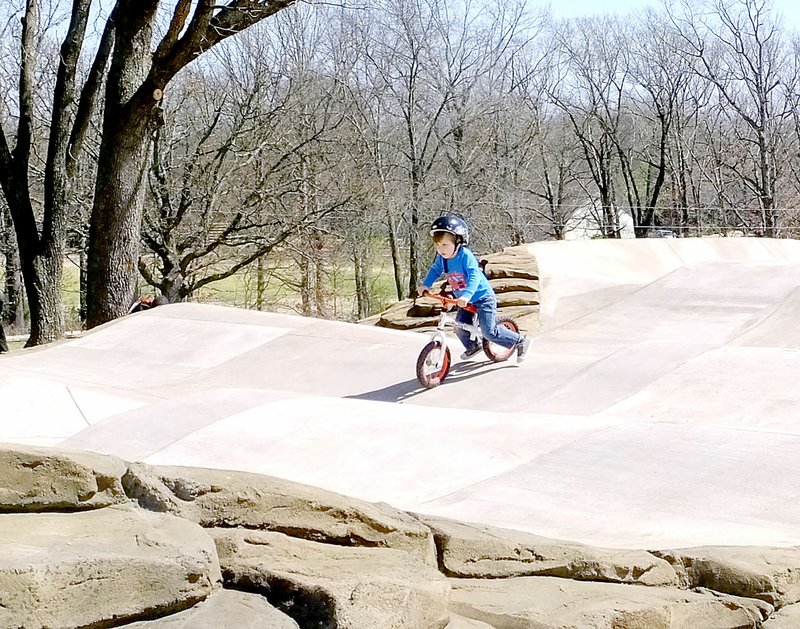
[564, 204, 636, 240]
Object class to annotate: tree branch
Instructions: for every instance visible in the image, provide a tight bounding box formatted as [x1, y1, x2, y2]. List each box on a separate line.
[0, 126, 12, 195]
[188, 198, 348, 293]
[67, 5, 117, 176]
[15, 0, 38, 173]
[137, 256, 159, 286]
[150, 0, 300, 88]
[152, 0, 194, 64]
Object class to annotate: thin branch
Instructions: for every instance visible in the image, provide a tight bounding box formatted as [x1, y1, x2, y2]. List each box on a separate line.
[67, 4, 117, 175]
[15, 0, 38, 173]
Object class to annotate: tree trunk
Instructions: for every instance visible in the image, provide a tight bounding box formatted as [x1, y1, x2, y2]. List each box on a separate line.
[3, 184, 65, 345]
[314, 254, 324, 318]
[1, 0, 68, 345]
[2, 207, 25, 330]
[387, 209, 403, 301]
[79, 237, 87, 323]
[160, 263, 185, 304]
[27, 253, 64, 344]
[407, 164, 422, 297]
[408, 201, 419, 297]
[353, 242, 369, 319]
[256, 255, 266, 311]
[86, 2, 158, 328]
[300, 252, 312, 316]
[87, 115, 153, 326]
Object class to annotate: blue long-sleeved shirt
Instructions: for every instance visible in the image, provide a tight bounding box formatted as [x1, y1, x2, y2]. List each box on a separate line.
[422, 246, 493, 303]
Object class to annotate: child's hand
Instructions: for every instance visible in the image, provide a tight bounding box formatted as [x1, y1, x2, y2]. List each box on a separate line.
[456, 297, 469, 308]
[417, 286, 430, 297]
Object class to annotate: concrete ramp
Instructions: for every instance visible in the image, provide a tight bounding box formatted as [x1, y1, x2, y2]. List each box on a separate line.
[3, 237, 800, 550]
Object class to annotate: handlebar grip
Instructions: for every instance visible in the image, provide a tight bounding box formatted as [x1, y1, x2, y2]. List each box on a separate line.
[420, 291, 477, 314]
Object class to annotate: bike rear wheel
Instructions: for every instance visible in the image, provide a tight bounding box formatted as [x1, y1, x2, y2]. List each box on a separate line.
[482, 318, 520, 363]
[416, 341, 451, 388]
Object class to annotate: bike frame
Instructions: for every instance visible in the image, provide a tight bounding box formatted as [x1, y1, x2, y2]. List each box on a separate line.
[422, 293, 482, 370]
[415, 290, 520, 388]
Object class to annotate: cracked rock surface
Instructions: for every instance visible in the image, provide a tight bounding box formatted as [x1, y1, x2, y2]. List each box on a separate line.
[3, 443, 800, 628]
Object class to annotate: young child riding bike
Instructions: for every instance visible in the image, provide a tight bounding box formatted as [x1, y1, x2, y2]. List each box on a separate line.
[417, 215, 531, 363]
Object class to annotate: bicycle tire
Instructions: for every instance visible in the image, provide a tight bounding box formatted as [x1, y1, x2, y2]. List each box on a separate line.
[416, 341, 451, 388]
[482, 318, 520, 363]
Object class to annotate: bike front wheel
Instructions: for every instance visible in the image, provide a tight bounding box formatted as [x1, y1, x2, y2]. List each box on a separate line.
[416, 341, 451, 388]
[483, 318, 520, 363]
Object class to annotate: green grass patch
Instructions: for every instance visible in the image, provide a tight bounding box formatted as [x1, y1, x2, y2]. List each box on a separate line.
[188, 257, 403, 320]
[3, 251, 405, 336]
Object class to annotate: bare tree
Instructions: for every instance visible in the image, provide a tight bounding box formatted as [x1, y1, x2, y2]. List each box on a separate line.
[777, 31, 800, 232]
[370, 0, 506, 295]
[548, 17, 629, 238]
[368, 0, 443, 296]
[669, 0, 792, 236]
[0, 0, 110, 344]
[139, 50, 346, 303]
[0, 0, 302, 346]
[503, 31, 580, 241]
[432, 0, 527, 213]
[322, 7, 391, 314]
[332, 6, 408, 301]
[620, 12, 694, 235]
[87, 0, 301, 328]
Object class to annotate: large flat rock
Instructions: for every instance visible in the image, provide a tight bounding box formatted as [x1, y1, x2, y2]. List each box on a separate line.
[416, 514, 677, 586]
[449, 576, 771, 629]
[0, 442, 127, 511]
[0, 504, 221, 628]
[655, 546, 800, 608]
[211, 528, 450, 629]
[123, 462, 437, 564]
[122, 589, 299, 628]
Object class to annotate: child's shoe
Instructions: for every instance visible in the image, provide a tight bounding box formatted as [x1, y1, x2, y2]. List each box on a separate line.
[460, 346, 482, 360]
[516, 336, 532, 363]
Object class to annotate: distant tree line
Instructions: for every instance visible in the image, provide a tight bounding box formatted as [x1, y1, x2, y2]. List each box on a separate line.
[2, 0, 800, 340]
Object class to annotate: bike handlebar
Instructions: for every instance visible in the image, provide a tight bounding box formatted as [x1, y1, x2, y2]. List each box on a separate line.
[420, 290, 477, 314]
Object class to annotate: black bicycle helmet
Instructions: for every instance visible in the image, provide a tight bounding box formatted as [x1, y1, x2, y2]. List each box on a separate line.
[430, 215, 469, 245]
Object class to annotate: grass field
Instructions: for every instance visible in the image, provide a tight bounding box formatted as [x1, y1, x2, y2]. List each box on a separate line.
[193, 258, 401, 319]
[3, 253, 404, 339]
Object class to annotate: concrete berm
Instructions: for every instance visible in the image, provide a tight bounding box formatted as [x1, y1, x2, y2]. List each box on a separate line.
[2, 237, 799, 550]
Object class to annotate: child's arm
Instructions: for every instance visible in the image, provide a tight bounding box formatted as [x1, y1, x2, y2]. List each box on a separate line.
[418, 255, 444, 294]
[457, 250, 484, 305]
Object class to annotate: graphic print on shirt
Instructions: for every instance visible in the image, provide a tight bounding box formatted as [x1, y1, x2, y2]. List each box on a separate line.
[447, 272, 467, 291]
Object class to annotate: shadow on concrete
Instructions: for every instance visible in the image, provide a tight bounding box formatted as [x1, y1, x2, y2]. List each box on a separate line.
[344, 378, 426, 402]
[346, 359, 516, 403]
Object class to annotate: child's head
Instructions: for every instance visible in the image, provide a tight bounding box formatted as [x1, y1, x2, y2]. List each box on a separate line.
[430, 215, 469, 251]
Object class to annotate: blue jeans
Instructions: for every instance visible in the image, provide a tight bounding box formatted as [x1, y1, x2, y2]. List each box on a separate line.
[456, 294, 521, 351]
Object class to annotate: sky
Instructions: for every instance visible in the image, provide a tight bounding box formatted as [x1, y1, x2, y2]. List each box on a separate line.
[545, 0, 800, 31]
